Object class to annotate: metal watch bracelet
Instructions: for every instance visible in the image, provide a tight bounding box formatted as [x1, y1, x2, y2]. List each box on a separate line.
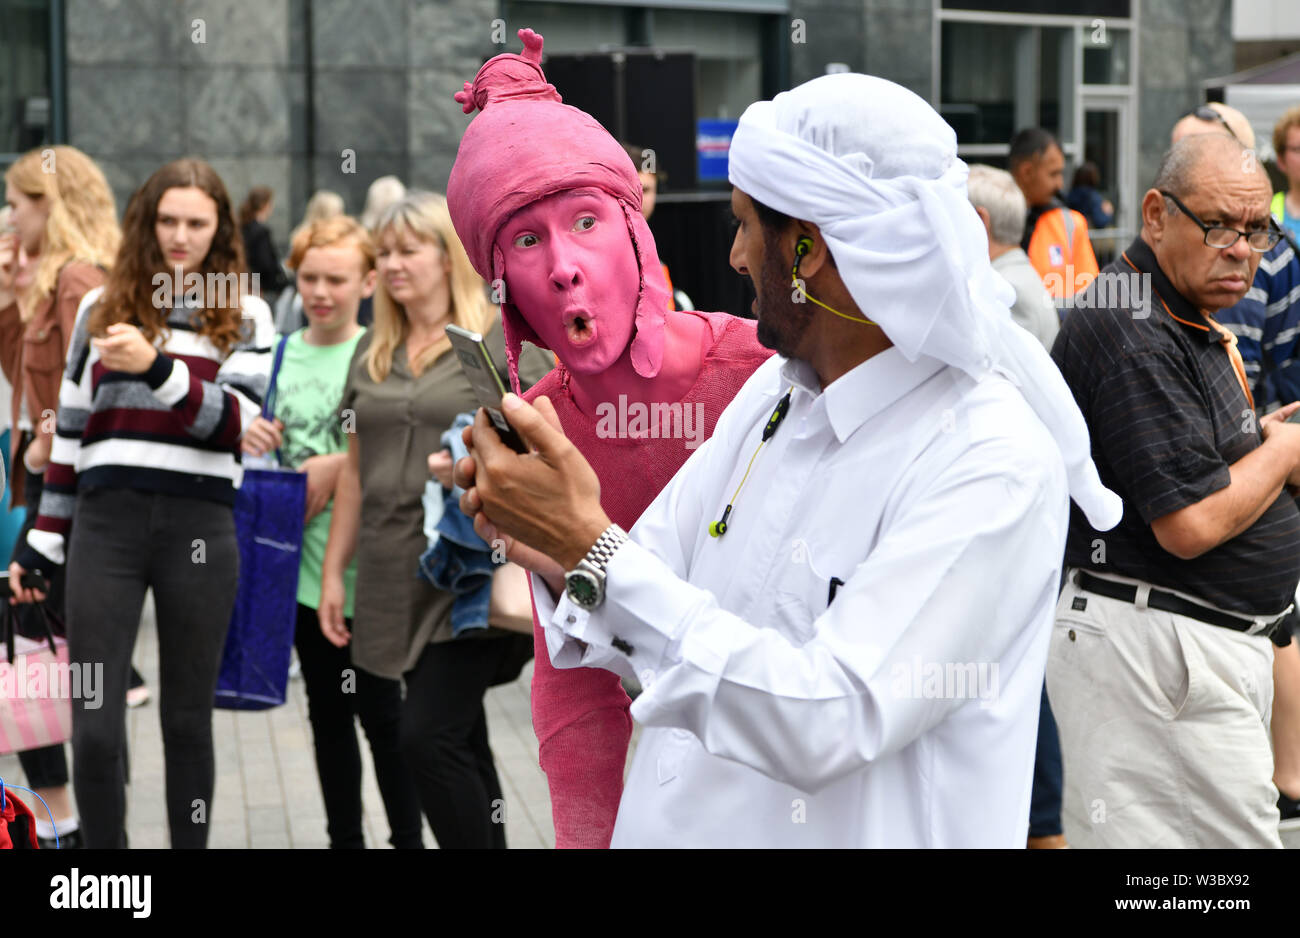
[583, 524, 628, 574]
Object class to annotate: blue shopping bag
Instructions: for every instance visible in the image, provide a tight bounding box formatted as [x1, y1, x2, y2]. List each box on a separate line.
[215, 336, 305, 710]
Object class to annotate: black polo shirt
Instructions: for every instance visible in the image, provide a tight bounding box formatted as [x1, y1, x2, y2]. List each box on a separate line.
[1052, 236, 1300, 616]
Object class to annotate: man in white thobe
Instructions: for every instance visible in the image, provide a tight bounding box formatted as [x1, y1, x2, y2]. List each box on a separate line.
[455, 74, 1122, 847]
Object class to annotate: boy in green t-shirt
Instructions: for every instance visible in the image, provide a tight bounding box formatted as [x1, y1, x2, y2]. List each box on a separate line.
[242, 216, 423, 848]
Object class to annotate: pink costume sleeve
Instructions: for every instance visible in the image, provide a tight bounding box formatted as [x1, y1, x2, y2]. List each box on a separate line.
[530, 599, 632, 849]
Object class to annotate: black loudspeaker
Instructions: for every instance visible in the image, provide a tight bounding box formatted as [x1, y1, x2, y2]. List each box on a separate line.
[649, 198, 755, 321]
[543, 51, 697, 191]
[543, 51, 751, 319]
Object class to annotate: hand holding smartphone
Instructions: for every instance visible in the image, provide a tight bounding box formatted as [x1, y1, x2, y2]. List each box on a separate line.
[446, 324, 529, 454]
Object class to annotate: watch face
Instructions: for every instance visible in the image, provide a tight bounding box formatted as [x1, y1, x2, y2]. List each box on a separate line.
[566, 570, 601, 609]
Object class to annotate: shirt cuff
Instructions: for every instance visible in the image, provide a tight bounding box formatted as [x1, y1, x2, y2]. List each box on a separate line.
[537, 540, 717, 686]
[16, 531, 62, 571]
[146, 354, 189, 406]
[531, 570, 633, 681]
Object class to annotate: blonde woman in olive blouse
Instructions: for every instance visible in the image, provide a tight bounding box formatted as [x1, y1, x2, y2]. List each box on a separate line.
[320, 192, 550, 848]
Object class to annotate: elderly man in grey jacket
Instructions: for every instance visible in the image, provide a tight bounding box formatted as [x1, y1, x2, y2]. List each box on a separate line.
[969, 164, 1060, 351]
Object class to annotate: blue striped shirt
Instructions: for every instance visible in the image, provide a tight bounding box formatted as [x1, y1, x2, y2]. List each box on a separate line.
[1216, 240, 1300, 410]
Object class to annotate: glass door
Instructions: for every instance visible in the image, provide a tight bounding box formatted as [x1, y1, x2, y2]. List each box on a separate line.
[1078, 94, 1134, 267]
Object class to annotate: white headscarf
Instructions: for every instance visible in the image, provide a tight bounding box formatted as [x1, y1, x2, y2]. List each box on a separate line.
[728, 73, 1122, 532]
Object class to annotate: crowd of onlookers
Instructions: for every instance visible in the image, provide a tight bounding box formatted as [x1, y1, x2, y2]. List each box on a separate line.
[7, 92, 1300, 849]
[0, 152, 562, 848]
[963, 102, 1300, 848]
[0, 129, 694, 847]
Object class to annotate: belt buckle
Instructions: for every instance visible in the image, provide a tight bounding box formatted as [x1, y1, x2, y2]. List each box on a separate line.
[1247, 603, 1293, 638]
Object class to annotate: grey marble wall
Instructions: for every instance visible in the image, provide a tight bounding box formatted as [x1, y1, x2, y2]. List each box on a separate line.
[1138, 0, 1235, 197]
[310, 0, 406, 217]
[787, 0, 931, 99]
[309, 0, 497, 215]
[408, 0, 498, 193]
[59, 0, 1234, 248]
[66, 0, 300, 245]
[62, 0, 497, 250]
[788, 0, 867, 86]
[862, 0, 932, 101]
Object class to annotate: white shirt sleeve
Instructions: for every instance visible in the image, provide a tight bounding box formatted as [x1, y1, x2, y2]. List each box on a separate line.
[530, 367, 766, 679]
[530, 425, 723, 682]
[537, 436, 1067, 795]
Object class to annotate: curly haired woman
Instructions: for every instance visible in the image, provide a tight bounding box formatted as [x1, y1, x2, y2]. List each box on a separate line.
[9, 158, 275, 849]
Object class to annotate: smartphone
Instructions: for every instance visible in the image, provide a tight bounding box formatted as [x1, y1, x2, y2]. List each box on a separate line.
[446, 324, 528, 454]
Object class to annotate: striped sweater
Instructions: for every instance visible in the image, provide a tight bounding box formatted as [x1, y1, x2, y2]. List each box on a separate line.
[17, 286, 274, 570]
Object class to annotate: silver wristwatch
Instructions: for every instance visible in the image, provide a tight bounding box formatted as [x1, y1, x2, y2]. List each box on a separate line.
[564, 524, 629, 610]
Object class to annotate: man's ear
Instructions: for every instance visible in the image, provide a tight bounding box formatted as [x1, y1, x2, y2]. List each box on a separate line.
[793, 222, 831, 279]
[361, 267, 378, 299]
[1141, 188, 1168, 244]
[974, 205, 993, 244]
[1010, 160, 1030, 192]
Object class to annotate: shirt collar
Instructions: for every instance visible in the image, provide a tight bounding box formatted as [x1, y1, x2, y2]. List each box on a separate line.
[1122, 236, 1219, 346]
[779, 348, 948, 444]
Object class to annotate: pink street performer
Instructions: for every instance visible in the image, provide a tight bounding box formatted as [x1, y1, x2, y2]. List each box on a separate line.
[447, 29, 771, 848]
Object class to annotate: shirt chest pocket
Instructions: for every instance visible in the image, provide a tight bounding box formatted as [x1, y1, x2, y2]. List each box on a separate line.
[23, 325, 64, 375]
[769, 540, 850, 646]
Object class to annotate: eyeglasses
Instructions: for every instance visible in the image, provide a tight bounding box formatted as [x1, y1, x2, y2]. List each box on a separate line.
[1158, 190, 1281, 252]
[1180, 105, 1241, 143]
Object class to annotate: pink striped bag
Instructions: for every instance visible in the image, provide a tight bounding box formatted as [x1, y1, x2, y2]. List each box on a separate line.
[0, 604, 72, 756]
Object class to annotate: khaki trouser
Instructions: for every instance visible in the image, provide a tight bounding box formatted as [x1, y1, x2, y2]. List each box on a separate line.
[1047, 568, 1282, 848]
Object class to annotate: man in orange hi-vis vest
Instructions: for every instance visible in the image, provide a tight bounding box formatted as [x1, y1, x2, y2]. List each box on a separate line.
[1010, 128, 1099, 304]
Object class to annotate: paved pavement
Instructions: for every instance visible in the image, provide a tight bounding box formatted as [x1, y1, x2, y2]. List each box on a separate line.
[0, 592, 559, 849]
[4, 592, 1297, 848]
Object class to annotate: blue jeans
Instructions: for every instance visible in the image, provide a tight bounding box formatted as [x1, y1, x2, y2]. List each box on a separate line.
[417, 486, 494, 638]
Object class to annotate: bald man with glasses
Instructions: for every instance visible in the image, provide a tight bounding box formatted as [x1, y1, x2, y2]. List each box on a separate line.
[1171, 102, 1255, 148]
[1048, 133, 1300, 848]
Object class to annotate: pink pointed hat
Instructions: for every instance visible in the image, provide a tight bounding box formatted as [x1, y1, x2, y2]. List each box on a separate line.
[446, 28, 671, 391]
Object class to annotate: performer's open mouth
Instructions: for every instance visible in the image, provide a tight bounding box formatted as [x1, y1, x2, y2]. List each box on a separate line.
[564, 312, 597, 346]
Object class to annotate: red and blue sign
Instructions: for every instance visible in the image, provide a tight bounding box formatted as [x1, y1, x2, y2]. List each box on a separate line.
[697, 119, 739, 183]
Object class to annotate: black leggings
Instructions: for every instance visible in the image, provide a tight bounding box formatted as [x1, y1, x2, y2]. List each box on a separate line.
[66, 487, 238, 849]
[398, 637, 519, 849]
[293, 603, 423, 848]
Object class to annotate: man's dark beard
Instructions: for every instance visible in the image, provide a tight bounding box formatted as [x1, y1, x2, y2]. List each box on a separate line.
[754, 227, 814, 358]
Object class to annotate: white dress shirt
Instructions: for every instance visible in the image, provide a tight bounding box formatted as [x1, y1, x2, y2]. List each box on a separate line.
[534, 347, 1070, 847]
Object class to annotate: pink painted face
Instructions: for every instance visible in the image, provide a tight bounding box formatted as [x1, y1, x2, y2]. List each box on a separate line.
[495, 188, 640, 374]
